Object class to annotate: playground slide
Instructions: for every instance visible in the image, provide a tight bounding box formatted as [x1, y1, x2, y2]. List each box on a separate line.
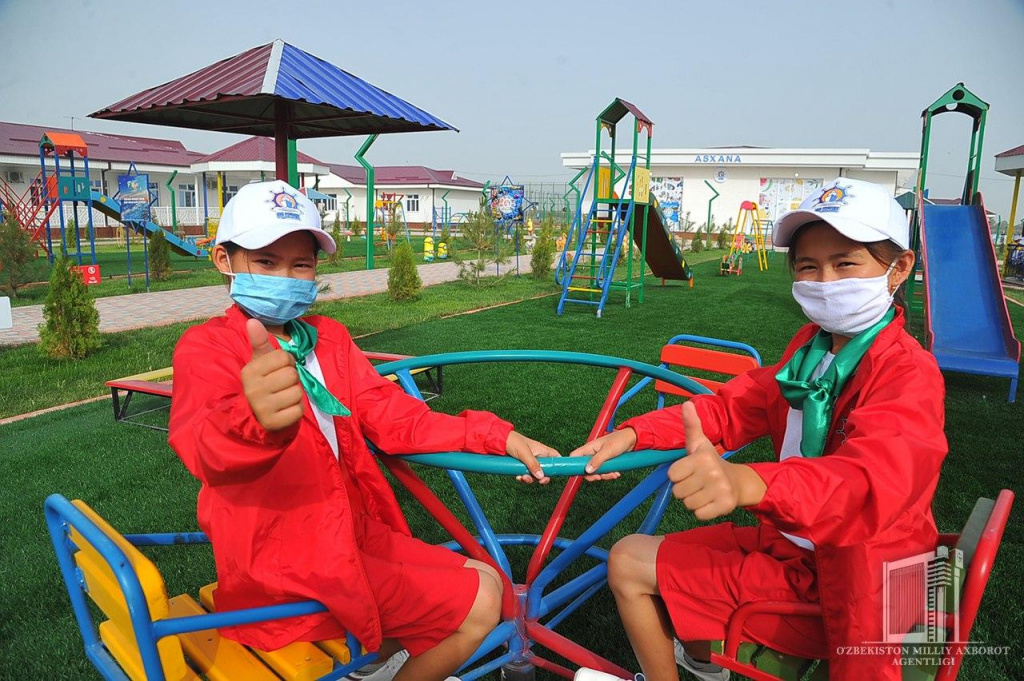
[89, 190, 207, 258]
[634, 195, 691, 281]
[920, 201, 1020, 399]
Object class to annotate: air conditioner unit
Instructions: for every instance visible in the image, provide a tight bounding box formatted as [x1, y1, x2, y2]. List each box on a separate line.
[3, 171, 25, 184]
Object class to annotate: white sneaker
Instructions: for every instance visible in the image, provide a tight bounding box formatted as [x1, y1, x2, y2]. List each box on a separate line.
[574, 669, 642, 681]
[674, 640, 730, 681]
[346, 649, 409, 681]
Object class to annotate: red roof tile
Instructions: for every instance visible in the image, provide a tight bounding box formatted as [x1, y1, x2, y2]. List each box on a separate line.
[195, 136, 327, 166]
[0, 120, 202, 166]
[996, 144, 1024, 158]
[324, 163, 483, 188]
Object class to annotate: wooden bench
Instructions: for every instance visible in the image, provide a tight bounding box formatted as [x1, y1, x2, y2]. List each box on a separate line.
[104, 355, 444, 431]
[106, 368, 175, 431]
[45, 494, 378, 681]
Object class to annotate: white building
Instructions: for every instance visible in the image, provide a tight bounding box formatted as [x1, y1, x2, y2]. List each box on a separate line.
[0, 121, 487, 239]
[0, 120, 208, 237]
[561, 147, 919, 232]
[310, 164, 485, 229]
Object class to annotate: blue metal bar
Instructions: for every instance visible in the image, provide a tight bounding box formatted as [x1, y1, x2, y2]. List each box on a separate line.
[83, 153, 97, 264]
[44, 495, 169, 680]
[664, 333, 763, 366]
[460, 649, 517, 681]
[202, 172, 210, 237]
[543, 579, 606, 632]
[455, 619, 518, 675]
[152, 600, 328, 637]
[540, 562, 608, 620]
[69, 152, 83, 265]
[528, 465, 671, 620]
[374, 350, 708, 398]
[608, 375, 656, 431]
[44, 497, 104, 660]
[447, 468, 514, 578]
[394, 368, 423, 400]
[638, 472, 675, 535]
[439, 534, 610, 564]
[53, 151, 67, 258]
[123, 532, 210, 546]
[402, 448, 684, 476]
[39, 145, 54, 261]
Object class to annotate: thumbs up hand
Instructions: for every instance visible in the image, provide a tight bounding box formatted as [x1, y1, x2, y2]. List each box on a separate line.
[667, 402, 767, 520]
[240, 318, 304, 431]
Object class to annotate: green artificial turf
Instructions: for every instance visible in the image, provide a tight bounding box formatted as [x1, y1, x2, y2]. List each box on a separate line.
[1, 259, 1021, 679]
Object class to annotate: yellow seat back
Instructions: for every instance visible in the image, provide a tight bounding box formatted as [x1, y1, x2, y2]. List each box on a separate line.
[69, 500, 196, 681]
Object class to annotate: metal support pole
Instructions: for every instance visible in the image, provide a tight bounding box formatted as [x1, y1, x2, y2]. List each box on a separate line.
[355, 135, 379, 269]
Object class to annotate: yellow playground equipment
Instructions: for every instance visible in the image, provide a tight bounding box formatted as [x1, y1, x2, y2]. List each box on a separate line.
[722, 201, 769, 274]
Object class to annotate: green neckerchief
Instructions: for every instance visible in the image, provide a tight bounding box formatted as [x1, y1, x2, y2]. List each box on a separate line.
[775, 307, 895, 457]
[276, 320, 351, 417]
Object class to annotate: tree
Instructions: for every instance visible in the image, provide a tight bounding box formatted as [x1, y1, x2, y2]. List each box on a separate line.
[530, 216, 556, 280]
[387, 240, 421, 301]
[691, 229, 704, 252]
[148, 229, 172, 281]
[451, 208, 509, 285]
[715, 223, 729, 250]
[351, 218, 364, 238]
[0, 211, 45, 298]
[329, 212, 343, 264]
[384, 210, 404, 249]
[38, 255, 100, 359]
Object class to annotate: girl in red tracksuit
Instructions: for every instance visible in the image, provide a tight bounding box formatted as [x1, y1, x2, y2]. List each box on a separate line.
[572, 178, 947, 681]
[169, 180, 558, 681]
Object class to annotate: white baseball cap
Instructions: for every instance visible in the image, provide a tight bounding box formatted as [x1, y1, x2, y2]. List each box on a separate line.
[772, 177, 909, 250]
[215, 180, 336, 254]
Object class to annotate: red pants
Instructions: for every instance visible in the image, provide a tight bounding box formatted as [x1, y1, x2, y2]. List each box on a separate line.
[656, 522, 829, 659]
[351, 513, 479, 656]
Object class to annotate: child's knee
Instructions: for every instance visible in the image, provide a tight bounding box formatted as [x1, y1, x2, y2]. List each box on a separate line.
[473, 561, 504, 596]
[462, 572, 502, 636]
[608, 534, 658, 593]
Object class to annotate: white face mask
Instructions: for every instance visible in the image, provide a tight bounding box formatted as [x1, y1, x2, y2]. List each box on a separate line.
[792, 262, 897, 336]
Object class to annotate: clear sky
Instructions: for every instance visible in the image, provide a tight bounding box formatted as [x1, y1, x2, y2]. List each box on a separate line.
[1, 0, 1022, 213]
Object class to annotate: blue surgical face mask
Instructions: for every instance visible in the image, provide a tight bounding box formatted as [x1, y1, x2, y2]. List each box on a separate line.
[226, 264, 318, 326]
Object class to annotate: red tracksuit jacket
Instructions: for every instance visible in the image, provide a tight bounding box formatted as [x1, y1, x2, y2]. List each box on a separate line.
[621, 308, 947, 679]
[168, 305, 513, 652]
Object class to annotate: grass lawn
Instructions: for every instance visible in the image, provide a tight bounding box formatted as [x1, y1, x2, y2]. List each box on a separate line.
[9, 235, 479, 307]
[1004, 285, 1024, 306]
[1, 259, 1021, 679]
[0, 275, 560, 419]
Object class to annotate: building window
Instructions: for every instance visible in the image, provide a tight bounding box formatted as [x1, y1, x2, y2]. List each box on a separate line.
[30, 179, 41, 204]
[405, 194, 420, 213]
[224, 184, 240, 202]
[149, 181, 160, 205]
[178, 182, 196, 208]
[91, 179, 103, 194]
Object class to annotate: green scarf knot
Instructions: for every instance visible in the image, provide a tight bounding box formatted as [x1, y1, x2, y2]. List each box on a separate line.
[276, 320, 351, 417]
[775, 308, 894, 457]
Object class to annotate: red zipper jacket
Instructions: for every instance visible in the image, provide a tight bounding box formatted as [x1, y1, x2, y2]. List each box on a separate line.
[168, 305, 513, 652]
[621, 308, 947, 679]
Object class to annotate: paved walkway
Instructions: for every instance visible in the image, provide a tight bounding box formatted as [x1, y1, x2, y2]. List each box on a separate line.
[0, 257, 529, 347]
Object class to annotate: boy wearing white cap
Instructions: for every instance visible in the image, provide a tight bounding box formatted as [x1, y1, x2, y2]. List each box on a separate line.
[572, 178, 947, 680]
[169, 181, 560, 681]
